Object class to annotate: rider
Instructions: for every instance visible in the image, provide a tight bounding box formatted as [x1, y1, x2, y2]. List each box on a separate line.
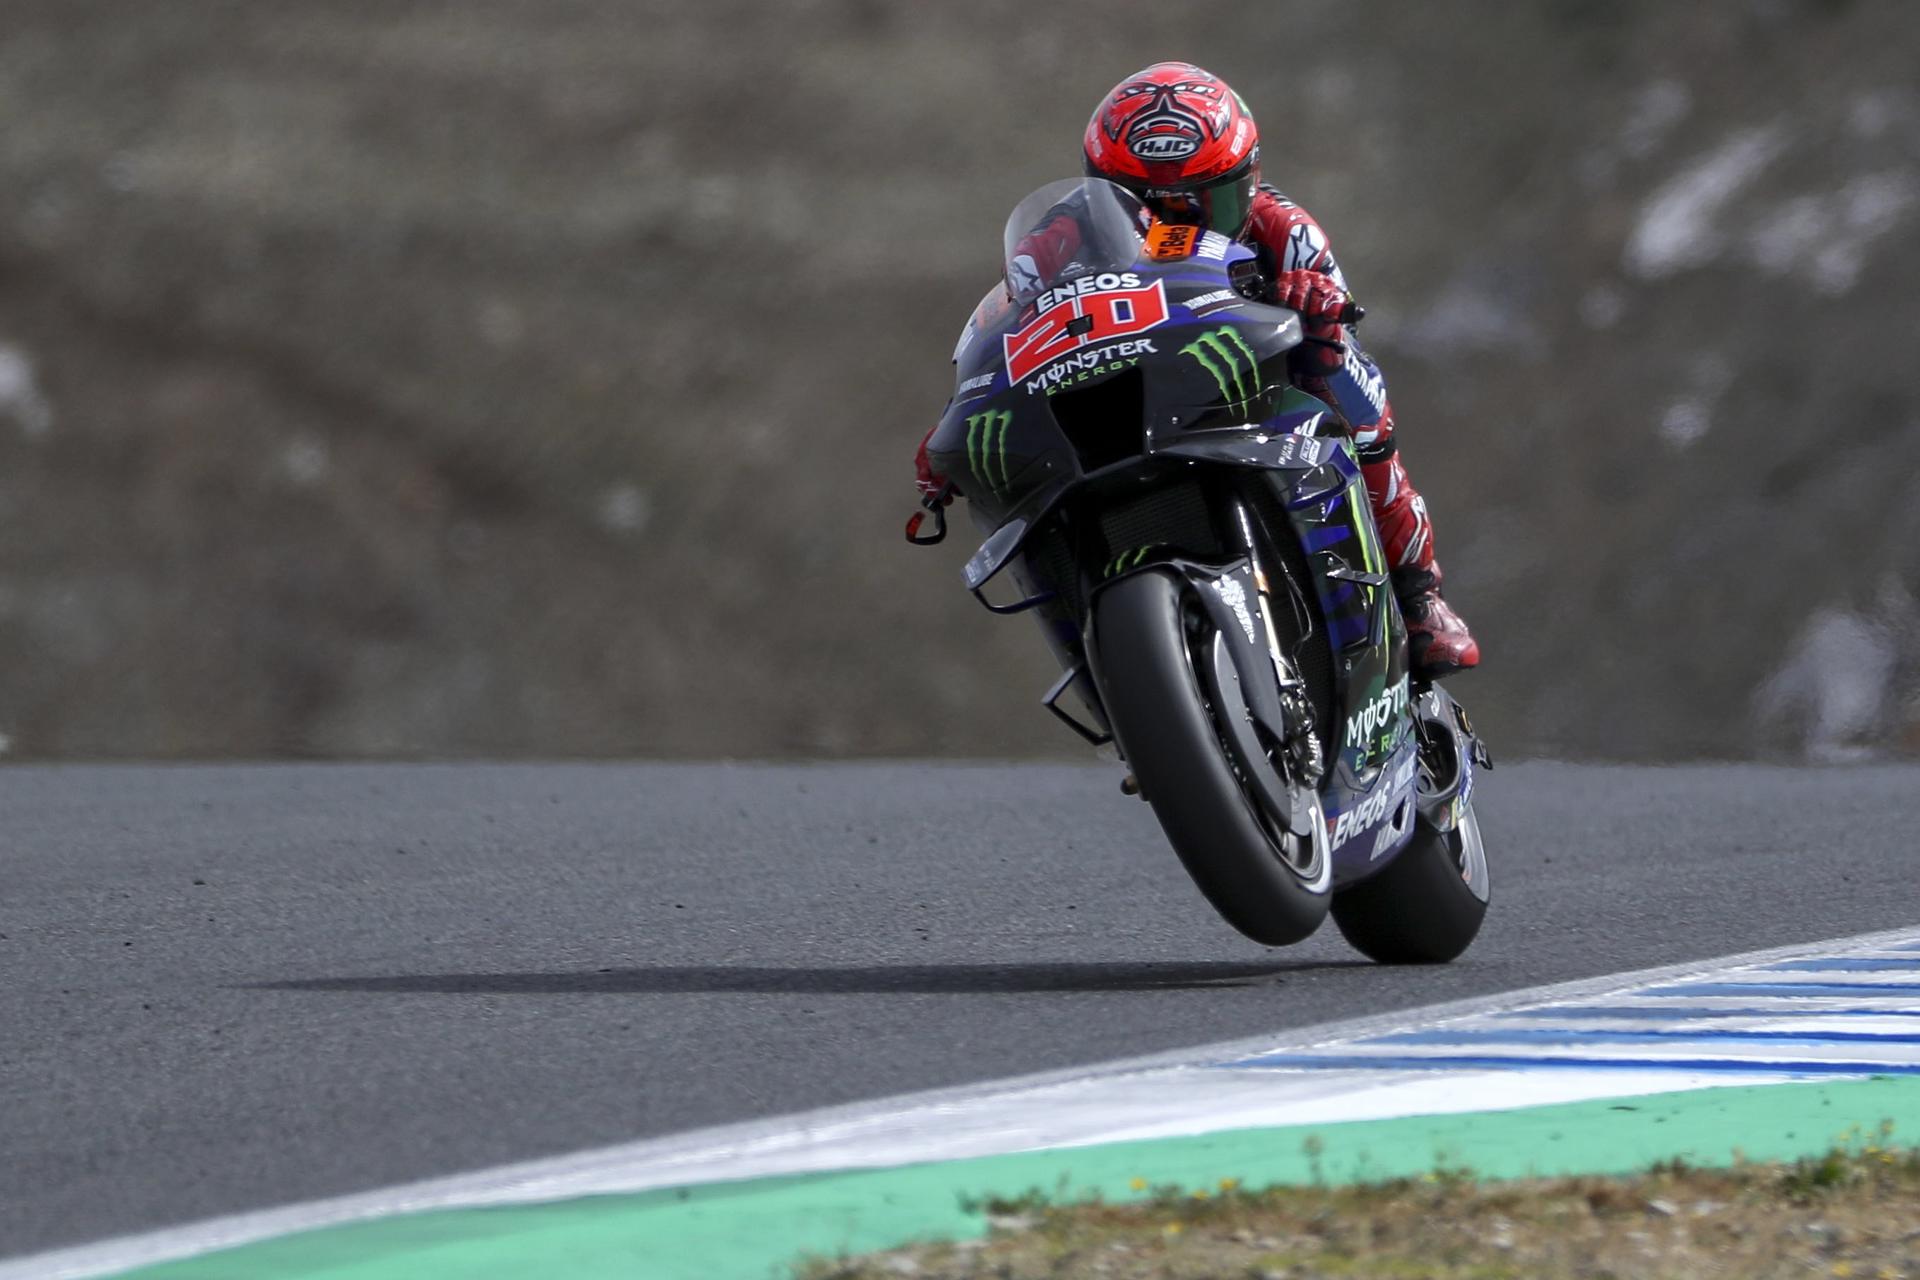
[916, 62, 1480, 679]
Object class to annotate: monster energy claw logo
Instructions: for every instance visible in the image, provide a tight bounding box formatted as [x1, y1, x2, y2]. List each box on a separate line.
[1104, 545, 1157, 578]
[1180, 326, 1260, 414]
[965, 411, 1013, 496]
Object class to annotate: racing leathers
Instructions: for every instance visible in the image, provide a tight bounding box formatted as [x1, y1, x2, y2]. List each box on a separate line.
[1241, 186, 1478, 677]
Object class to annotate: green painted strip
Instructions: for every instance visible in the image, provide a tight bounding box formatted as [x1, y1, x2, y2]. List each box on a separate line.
[1351, 475, 1386, 580]
[116, 1076, 1920, 1280]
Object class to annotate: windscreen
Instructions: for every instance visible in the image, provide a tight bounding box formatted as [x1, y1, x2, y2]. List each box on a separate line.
[1001, 178, 1149, 305]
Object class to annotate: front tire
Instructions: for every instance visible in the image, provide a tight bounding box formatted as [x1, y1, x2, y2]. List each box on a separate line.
[1091, 570, 1330, 947]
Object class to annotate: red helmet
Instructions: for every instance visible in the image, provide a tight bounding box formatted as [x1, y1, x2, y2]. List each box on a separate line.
[1083, 62, 1260, 237]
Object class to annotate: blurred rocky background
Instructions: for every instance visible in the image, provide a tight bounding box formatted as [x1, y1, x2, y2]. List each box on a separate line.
[1, 0, 1915, 760]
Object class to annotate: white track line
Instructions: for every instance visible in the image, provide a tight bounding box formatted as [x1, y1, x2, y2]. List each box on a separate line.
[8, 925, 1919, 1280]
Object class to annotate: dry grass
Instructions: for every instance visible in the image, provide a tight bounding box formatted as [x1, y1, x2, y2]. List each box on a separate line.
[804, 1129, 1920, 1279]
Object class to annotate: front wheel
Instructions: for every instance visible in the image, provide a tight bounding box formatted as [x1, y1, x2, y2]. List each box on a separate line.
[1091, 569, 1330, 947]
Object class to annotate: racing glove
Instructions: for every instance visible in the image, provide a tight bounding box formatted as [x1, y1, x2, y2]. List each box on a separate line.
[914, 426, 956, 506]
[1272, 268, 1351, 376]
[1272, 269, 1351, 325]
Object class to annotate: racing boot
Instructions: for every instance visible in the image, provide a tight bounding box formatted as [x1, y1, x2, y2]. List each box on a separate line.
[1360, 443, 1480, 679]
[1393, 565, 1481, 679]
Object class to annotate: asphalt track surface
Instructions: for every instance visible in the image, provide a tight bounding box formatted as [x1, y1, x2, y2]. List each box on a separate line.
[4, 761, 1918, 1258]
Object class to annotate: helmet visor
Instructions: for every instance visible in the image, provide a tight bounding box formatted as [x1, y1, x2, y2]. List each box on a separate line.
[1134, 160, 1258, 237]
[1195, 166, 1257, 236]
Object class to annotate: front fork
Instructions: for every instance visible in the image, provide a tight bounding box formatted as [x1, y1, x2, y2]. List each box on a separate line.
[1230, 498, 1325, 789]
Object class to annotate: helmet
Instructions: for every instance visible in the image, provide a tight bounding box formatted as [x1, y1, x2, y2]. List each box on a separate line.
[1083, 62, 1260, 237]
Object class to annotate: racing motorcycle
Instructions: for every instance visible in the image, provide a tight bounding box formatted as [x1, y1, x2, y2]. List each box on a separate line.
[906, 177, 1492, 961]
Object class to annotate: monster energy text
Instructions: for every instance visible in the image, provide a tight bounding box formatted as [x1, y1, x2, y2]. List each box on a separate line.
[1181, 326, 1261, 414]
[1023, 339, 1158, 396]
[965, 410, 1013, 495]
[1345, 674, 1410, 750]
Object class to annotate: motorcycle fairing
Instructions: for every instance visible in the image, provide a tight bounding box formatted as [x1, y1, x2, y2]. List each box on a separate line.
[961, 398, 1335, 598]
[1277, 446, 1392, 654]
[1245, 443, 1416, 882]
[1323, 739, 1420, 875]
[932, 253, 1304, 533]
[1324, 688, 1491, 890]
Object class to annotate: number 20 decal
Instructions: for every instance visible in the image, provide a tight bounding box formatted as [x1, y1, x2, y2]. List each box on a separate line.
[1003, 281, 1169, 383]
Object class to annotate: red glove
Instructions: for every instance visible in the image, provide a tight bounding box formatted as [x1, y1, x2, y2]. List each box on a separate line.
[1272, 269, 1351, 376]
[914, 426, 955, 506]
[1271, 269, 1351, 325]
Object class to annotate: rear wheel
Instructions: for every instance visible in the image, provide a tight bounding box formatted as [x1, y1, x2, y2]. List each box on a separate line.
[1091, 569, 1330, 946]
[1330, 746, 1490, 963]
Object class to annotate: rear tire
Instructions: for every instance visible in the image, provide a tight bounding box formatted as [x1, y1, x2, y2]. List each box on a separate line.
[1091, 570, 1330, 947]
[1331, 801, 1489, 963]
